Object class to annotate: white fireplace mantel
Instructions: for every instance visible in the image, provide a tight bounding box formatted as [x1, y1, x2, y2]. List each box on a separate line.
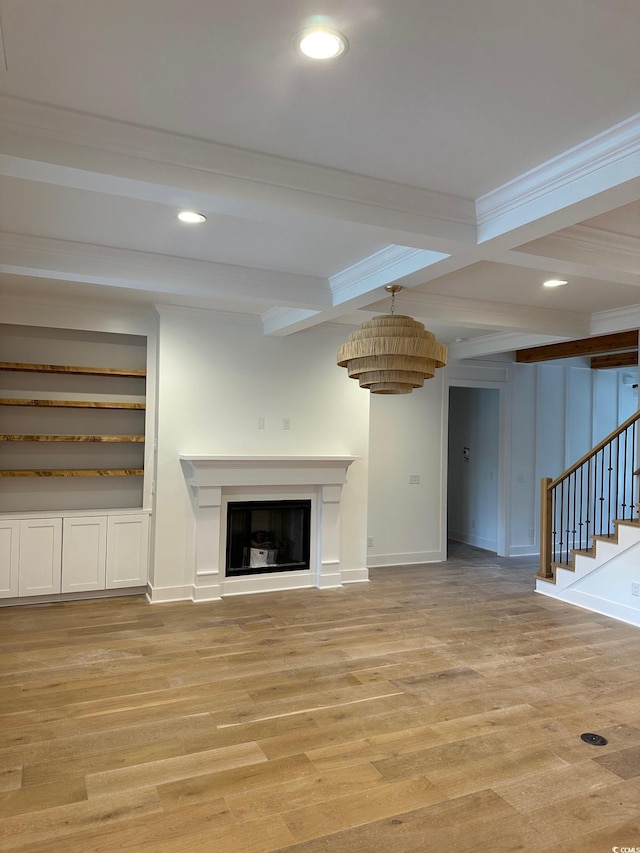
[179, 455, 358, 600]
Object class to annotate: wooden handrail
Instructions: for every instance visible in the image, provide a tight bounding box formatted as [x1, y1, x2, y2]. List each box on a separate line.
[549, 408, 640, 489]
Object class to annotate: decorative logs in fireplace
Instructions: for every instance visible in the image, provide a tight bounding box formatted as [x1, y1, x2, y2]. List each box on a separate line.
[225, 499, 312, 576]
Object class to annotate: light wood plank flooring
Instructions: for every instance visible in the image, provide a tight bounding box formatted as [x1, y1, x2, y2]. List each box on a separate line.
[1, 543, 640, 852]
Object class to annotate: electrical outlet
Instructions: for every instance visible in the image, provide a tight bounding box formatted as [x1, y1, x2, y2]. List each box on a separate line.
[632, 582, 640, 597]
[409, 474, 420, 484]
[282, 417, 291, 430]
[367, 537, 374, 547]
[257, 417, 265, 429]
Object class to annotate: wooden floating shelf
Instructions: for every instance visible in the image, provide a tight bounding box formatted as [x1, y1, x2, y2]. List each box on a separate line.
[0, 361, 146, 378]
[0, 398, 145, 410]
[0, 469, 144, 478]
[0, 435, 145, 443]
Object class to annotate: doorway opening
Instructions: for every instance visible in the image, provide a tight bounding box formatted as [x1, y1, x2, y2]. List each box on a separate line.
[447, 386, 500, 557]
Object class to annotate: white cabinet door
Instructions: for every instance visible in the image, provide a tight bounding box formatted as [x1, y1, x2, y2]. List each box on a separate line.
[106, 514, 149, 588]
[0, 520, 19, 598]
[18, 518, 62, 596]
[62, 516, 107, 593]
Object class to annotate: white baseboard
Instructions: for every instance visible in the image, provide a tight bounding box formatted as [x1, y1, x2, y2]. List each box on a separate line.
[507, 545, 540, 557]
[367, 550, 444, 567]
[536, 586, 640, 628]
[448, 531, 497, 552]
[146, 584, 194, 603]
[221, 571, 313, 597]
[341, 566, 369, 584]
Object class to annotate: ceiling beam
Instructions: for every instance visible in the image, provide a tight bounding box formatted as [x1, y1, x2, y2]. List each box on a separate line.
[516, 330, 639, 363]
[590, 351, 639, 369]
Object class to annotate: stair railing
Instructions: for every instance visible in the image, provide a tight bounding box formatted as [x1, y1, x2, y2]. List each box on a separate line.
[539, 409, 640, 579]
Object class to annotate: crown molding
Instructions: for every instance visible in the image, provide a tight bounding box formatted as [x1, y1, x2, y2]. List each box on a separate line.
[591, 303, 640, 336]
[0, 295, 155, 334]
[0, 94, 476, 242]
[329, 245, 450, 305]
[367, 290, 591, 337]
[547, 224, 640, 260]
[476, 112, 640, 242]
[154, 303, 262, 327]
[261, 307, 322, 336]
[449, 332, 571, 360]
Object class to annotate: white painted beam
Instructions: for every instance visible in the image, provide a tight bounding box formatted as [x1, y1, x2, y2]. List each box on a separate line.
[0, 232, 330, 308]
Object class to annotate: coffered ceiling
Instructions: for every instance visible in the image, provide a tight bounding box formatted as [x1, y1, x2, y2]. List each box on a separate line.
[0, 0, 639, 358]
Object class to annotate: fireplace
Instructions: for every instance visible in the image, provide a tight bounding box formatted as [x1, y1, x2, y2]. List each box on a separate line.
[226, 499, 311, 576]
[179, 455, 360, 600]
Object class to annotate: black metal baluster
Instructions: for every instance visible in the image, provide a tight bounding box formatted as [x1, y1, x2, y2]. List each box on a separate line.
[599, 447, 605, 536]
[551, 487, 557, 564]
[586, 454, 591, 549]
[579, 463, 584, 550]
[571, 470, 577, 555]
[560, 480, 564, 563]
[607, 440, 613, 536]
[622, 429, 633, 518]
[614, 436, 624, 518]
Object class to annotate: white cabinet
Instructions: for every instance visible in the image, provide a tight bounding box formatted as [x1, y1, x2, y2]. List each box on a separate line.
[18, 518, 62, 596]
[62, 516, 107, 592]
[0, 520, 19, 598]
[0, 512, 149, 600]
[106, 514, 149, 588]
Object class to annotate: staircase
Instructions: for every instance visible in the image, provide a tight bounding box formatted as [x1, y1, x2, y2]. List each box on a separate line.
[535, 410, 640, 627]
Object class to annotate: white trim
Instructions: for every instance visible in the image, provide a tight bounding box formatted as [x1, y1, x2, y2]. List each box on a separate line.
[0, 232, 327, 307]
[367, 550, 444, 567]
[536, 586, 640, 628]
[0, 95, 476, 240]
[476, 112, 640, 240]
[1, 586, 145, 607]
[448, 332, 571, 360]
[507, 545, 539, 557]
[329, 245, 450, 305]
[552, 224, 640, 260]
[261, 307, 322, 335]
[591, 304, 640, 335]
[448, 532, 497, 553]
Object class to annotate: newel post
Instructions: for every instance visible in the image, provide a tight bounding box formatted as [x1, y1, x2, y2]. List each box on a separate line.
[539, 477, 553, 579]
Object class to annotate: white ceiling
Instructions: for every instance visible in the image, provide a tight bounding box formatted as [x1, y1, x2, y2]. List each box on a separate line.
[0, 0, 639, 357]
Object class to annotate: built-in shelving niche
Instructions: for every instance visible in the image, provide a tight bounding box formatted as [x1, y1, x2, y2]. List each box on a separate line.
[0, 324, 147, 513]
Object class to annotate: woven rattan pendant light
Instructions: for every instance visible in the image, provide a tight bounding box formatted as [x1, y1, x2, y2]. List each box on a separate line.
[337, 285, 447, 394]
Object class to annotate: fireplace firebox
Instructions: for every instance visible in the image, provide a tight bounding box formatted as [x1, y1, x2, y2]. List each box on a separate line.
[225, 499, 311, 576]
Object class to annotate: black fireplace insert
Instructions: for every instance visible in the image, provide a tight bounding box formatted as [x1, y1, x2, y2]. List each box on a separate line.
[225, 499, 312, 576]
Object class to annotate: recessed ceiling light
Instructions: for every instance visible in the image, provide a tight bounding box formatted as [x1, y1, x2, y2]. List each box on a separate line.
[177, 210, 206, 224]
[296, 27, 348, 60]
[543, 279, 568, 288]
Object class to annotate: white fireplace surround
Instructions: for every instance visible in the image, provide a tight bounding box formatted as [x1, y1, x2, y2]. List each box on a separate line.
[179, 456, 358, 600]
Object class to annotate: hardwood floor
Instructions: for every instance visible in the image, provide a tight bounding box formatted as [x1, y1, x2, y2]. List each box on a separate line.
[1, 544, 640, 852]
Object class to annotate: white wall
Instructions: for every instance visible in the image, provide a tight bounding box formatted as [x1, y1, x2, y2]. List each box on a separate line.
[366, 371, 447, 566]
[152, 308, 370, 598]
